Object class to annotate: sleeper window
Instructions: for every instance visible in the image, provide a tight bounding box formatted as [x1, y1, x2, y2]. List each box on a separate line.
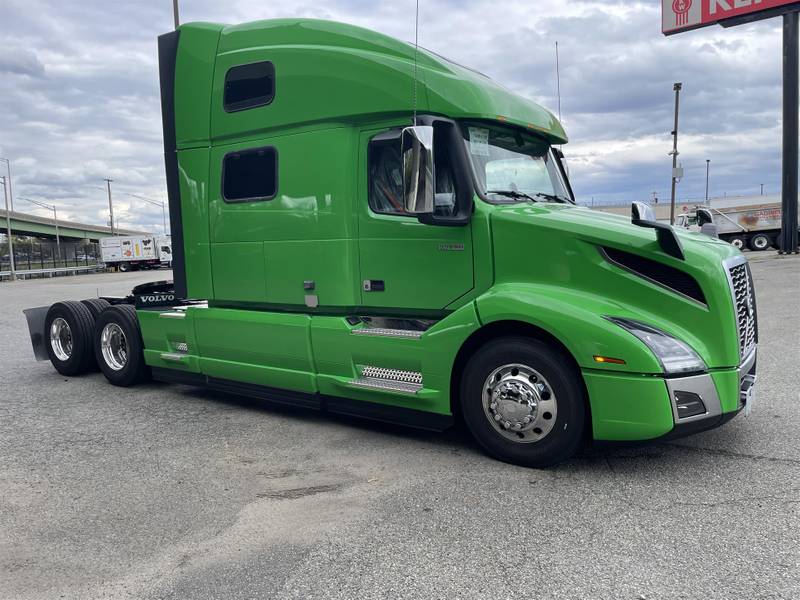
[222, 147, 277, 202]
[224, 61, 275, 112]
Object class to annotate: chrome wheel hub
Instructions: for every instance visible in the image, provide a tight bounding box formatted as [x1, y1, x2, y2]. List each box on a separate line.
[50, 317, 72, 361]
[100, 323, 128, 371]
[483, 363, 557, 443]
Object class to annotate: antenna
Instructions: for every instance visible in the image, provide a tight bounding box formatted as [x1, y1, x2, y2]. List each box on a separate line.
[555, 41, 562, 122]
[412, 0, 420, 125]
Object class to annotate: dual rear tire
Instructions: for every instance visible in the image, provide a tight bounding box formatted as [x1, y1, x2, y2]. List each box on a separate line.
[44, 301, 149, 386]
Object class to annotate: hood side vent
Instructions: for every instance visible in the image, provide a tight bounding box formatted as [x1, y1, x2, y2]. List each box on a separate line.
[601, 247, 707, 306]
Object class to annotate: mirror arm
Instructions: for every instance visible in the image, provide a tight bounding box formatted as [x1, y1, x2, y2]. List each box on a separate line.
[632, 219, 685, 260]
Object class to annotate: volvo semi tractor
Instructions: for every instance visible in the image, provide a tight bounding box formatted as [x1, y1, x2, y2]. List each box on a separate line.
[23, 19, 758, 467]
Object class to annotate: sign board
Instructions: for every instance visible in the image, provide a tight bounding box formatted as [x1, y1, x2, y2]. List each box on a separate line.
[663, 0, 800, 35]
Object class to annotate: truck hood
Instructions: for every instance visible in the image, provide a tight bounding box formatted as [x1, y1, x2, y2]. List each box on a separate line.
[488, 202, 743, 369]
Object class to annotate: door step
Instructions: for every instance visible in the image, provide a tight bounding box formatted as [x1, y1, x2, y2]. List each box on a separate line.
[349, 366, 423, 394]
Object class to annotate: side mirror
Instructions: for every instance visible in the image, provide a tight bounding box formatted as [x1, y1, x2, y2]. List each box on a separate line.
[631, 201, 656, 223]
[696, 208, 713, 227]
[401, 125, 435, 214]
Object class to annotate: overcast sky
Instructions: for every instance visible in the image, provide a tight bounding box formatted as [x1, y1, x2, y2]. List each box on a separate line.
[0, 0, 784, 232]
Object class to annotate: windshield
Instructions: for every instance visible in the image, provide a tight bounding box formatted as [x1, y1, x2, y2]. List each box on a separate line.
[460, 121, 572, 204]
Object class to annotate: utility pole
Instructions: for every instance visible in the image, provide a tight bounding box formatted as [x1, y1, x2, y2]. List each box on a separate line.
[104, 179, 115, 235]
[669, 82, 682, 225]
[760, 183, 764, 196]
[705, 159, 711, 206]
[0, 158, 14, 212]
[173, 0, 180, 29]
[780, 10, 799, 254]
[1, 176, 16, 280]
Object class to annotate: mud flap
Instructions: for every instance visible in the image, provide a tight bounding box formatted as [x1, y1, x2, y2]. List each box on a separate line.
[23, 306, 50, 361]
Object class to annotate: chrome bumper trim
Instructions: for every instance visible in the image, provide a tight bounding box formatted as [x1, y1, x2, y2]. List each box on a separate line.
[665, 373, 722, 425]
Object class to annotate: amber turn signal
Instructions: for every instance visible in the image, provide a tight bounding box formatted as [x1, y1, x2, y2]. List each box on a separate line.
[593, 355, 626, 365]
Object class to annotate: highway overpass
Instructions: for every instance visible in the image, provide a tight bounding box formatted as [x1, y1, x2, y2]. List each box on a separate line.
[0, 209, 150, 241]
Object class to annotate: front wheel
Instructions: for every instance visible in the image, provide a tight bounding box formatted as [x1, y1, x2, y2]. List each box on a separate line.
[460, 337, 586, 468]
[727, 236, 746, 250]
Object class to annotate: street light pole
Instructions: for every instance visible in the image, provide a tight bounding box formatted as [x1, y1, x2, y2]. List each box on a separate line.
[0, 158, 14, 213]
[669, 82, 682, 226]
[104, 178, 115, 235]
[1, 176, 16, 280]
[173, 0, 180, 28]
[705, 159, 710, 206]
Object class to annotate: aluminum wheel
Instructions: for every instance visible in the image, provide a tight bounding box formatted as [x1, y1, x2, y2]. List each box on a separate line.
[100, 323, 128, 371]
[482, 363, 558, 444]
[49, 317, 72, 361]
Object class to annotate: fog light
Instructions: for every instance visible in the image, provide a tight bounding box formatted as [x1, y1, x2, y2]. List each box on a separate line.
[674, 391, 707, 419]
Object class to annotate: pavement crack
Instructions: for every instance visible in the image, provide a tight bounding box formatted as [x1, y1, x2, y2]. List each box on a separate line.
[663, 443, 800, 466]
[256, 483, 346, 500]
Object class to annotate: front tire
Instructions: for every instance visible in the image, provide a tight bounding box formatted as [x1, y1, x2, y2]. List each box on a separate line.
[44, 301, 95, 375]
[93, 305, 150, 386]
[727, 235, 746, 250]
[460, 337, 586, 468]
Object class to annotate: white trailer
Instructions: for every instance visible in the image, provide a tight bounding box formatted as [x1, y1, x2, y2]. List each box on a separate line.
[677, 202, 799, 251]
[100, 236, 169, 271]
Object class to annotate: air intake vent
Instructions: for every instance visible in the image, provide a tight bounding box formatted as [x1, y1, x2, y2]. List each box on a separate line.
[602, 247, 706, 305]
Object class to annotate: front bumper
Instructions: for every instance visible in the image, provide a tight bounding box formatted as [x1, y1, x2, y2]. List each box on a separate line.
[584, 347, 757, 441]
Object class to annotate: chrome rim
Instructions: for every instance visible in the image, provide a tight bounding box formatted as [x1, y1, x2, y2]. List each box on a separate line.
[482, 363, 557, 444]
[752, 236, 768, 250]
[731, 238, 744, 249]
[100, 323, 128, 371]
[50, 317, 72, 361]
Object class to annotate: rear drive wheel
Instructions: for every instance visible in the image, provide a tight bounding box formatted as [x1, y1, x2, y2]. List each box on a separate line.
[44, 301, 95, 375]
[118, 263, 131, 272]
[749, 233, 771, 251]
[81, 298, 111, 320]
[460, 337, 586, 468]
[94, 305, 150, 386]
[727, 236, 746, 250]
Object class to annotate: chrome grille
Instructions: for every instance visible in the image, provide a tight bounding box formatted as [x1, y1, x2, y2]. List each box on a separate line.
[727, 261, 757, 358]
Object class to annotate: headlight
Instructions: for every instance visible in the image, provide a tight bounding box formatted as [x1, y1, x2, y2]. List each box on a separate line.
[608, 317, 706, 374]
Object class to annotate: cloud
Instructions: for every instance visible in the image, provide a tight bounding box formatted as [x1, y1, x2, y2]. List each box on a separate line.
[0, 0, 785, 233]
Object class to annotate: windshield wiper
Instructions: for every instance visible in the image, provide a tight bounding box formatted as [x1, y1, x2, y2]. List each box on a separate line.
[530, 192, 570, 204]
[485, 190, 539, 203]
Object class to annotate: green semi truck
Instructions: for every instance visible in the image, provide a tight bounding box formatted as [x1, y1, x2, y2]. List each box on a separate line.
[23, 19, 758, 467]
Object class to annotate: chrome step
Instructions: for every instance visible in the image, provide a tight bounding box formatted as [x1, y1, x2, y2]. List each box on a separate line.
[348, 365, 423, 394]
[350, 377, 422, 394]
[352, 327, 423, 339]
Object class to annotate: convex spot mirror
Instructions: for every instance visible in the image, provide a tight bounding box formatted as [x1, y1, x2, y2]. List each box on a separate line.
[696, 208, 713, 227]
[401, 125, 435, 214]
[631, 201, 657, 223]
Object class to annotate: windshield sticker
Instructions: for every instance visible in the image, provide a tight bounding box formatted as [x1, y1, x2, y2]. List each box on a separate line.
[468, 127, 490, 156]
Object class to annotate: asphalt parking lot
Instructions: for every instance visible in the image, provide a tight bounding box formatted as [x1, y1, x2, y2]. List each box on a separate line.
[1, 254, 798, 600]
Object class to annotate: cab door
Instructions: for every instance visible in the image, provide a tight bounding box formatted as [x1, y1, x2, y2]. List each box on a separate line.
[357, 125, 474, 311]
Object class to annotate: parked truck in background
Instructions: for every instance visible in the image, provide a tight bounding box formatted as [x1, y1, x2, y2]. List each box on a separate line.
[100, 235, 172, 271]
[22, 19, 758, 467]
[677, 201, 798, 251]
